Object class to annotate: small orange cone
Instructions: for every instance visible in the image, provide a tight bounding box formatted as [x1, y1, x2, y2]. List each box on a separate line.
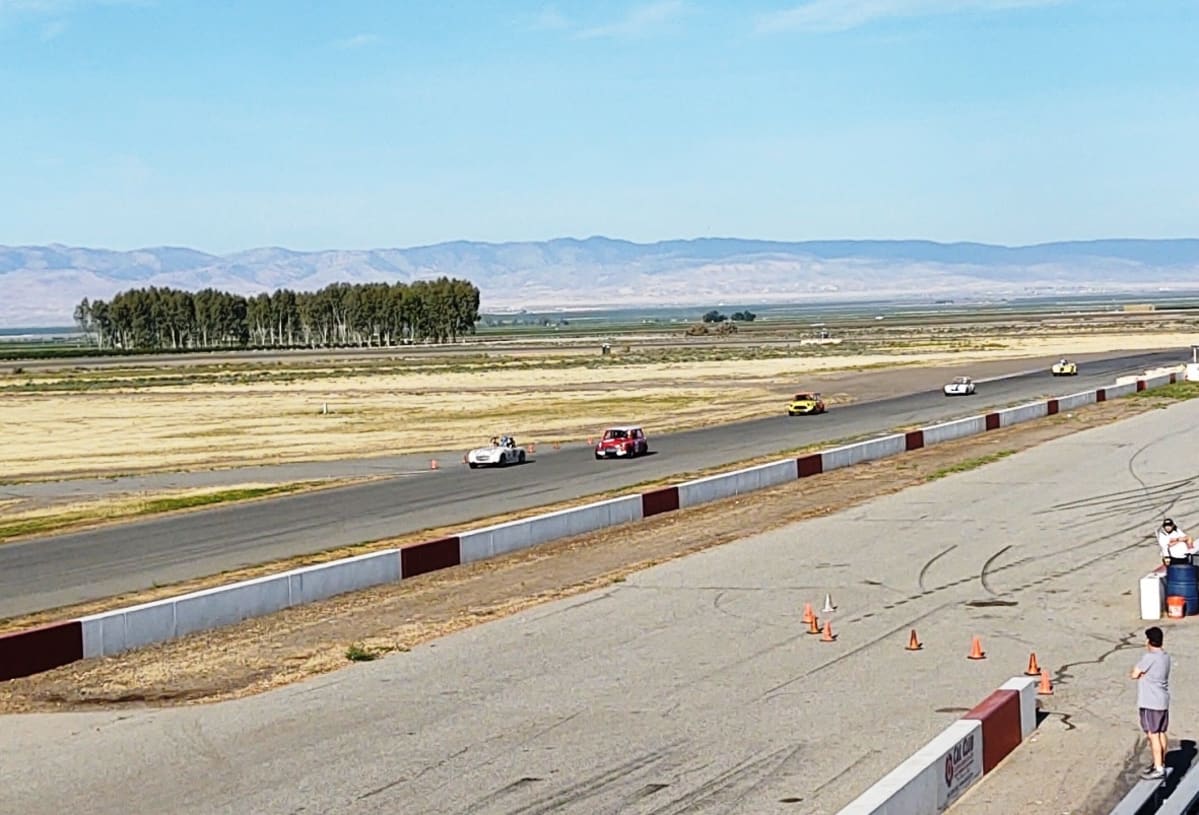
[807, 615, 821, 635]
[967, 636, 986, 660]
[553, 441, 561, 450]
[1038, 669, 1053, 695]
[905, 629, 923, 651]
[802, 603, 815, 624]
[1024, 652, 1041, 676]
[529, 443, 537, 453]
[430, 459, 439, 470]
[462, 454, 468, 464]
[821, 621, 837, 642]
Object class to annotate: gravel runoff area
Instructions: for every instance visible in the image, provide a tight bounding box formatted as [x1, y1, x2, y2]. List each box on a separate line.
[2, 385, 1197, 814]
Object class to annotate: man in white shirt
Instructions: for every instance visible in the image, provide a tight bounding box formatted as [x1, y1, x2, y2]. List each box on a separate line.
[1158, 518, 1194, 565]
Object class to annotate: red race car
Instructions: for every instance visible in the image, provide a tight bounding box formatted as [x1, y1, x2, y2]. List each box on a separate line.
[594, 425, 649, 459]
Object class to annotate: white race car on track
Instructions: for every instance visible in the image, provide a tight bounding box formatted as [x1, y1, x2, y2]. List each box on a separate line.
[943, 376, 976, 396]
[466, 435, 527, 468]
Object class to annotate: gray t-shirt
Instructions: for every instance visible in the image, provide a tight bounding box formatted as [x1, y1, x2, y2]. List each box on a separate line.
[1136, 650, 1171, 710]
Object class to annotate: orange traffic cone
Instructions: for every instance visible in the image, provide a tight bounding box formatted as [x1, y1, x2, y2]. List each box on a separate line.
[967, 636, 986, 660]
[905, 629, 923, 651]
[462, 454, 468, 464]
[806, 615, 821, 635]
[430, 459, 439, 470]
[821, 621, 837, 642]
[1024, 652, 1041, 676]
[802, 603, 815, 624]
[529, 443, 537, 453]
[553, 441, 561, 450]
[1038, 669, 1053, 695]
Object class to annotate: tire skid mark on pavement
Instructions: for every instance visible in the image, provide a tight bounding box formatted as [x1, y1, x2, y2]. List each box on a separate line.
[639, 744, 804, 815]
[917, 544, 957, 592]
[979, 545, 1014, 597]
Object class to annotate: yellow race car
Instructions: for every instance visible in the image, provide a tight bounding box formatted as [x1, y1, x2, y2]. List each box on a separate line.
[787, 392, 826, 416]
[1051, 359, 1078, 376]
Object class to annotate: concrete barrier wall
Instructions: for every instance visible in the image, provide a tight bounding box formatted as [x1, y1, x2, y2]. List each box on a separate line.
[840, 677, 1035, 814]
[838, 719, 983, 814]
[999, 677, 1038, 739]
[821, 434, 906, 472]
[82, 551, 404, 657]
[677, 459, 797, 508]
[1056, 390, 1097, 411]
[997, 401, 1048, 428]
[922, 416, 986, 446]
[286, 550, 401, 606]
[0, 621, 83, 681]
[1106, 382, 1138, 399]
[174, 573, 293, 639]
[458, 495, 643, 564]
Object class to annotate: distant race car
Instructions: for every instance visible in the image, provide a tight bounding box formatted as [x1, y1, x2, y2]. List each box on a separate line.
[943, 376, 976, 396]
[1051, 359, 1078, 376]
[594, 425, 649, 459]
[467, 435, 527, 468]
[787, 392, 826, 416]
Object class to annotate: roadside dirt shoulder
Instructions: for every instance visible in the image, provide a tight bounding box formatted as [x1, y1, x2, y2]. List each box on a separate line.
[0, 391, 1181, 714]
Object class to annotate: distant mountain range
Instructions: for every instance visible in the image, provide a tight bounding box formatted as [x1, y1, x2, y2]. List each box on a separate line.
[3, 237, 1199, 326]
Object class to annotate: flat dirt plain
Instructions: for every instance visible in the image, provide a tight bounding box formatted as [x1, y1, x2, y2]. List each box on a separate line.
[1, 330, 1192, 485]
[0, 380, 1189, 714]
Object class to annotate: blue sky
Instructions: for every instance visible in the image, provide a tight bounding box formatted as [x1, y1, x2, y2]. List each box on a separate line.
[1, 0, 1196, 253]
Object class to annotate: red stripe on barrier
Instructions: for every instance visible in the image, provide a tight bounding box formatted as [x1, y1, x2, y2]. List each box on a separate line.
[1171, 373, 1178, 384]
[1046, 399, 1059, 415]
[1136, 380, 1146, 392]
[641, 486, 680, 517]
[797, 454, 823, 478]
[0, 620, 83, 682]
[1096, 388, 1106, 402]
[400, 537, 460, 578]
[904, 430, 924, 451]
[963, 689, 1022, 773]
[985, 413, 1000, 431]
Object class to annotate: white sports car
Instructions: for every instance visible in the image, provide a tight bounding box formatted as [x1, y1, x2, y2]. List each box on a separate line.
[466, 435, 527, 468]
[943, 376, 976, 396]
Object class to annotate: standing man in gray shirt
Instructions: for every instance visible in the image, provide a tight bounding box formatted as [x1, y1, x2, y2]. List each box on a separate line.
[1131, 626, 1172, 779]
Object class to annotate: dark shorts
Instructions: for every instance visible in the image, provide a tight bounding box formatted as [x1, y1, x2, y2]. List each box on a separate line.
[1140, 708, 1169, 733]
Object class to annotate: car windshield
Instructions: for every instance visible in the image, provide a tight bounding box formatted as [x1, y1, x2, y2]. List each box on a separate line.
[953, 377, 970, 384]
[604, 429, 628, 439]
[794, 394, 813, 400]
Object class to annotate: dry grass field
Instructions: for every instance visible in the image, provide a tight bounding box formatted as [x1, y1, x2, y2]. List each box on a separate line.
[0, 330, 1192, 484]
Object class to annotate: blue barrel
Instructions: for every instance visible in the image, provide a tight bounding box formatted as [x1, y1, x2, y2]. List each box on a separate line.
[1166, 564, 1199, 616]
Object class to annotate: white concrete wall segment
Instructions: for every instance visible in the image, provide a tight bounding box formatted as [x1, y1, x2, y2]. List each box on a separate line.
[837, 719, 983, 815]
[676, 459, 795, 508]
[921, 416, 986, 446]
[285, 550, 401, 606]
[1106, 382, 1137, 399]
[821, 434, 905, 472]
[458, 495, 643, 564]
[997, 401, 1048, 428]
[1056, 390, 1097, 411]
[80, 597, 177, 658]
[173, 573, 292, 638]
[999, 677, 1038, 740]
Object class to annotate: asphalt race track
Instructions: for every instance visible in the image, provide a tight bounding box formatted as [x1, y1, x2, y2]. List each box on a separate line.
[6, 384, 1198, 815]
[0, 348, 1182, 618]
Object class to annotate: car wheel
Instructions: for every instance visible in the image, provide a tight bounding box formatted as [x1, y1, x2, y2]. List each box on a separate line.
[518, 451, 526, 464]
[468, 462, 478, 469]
